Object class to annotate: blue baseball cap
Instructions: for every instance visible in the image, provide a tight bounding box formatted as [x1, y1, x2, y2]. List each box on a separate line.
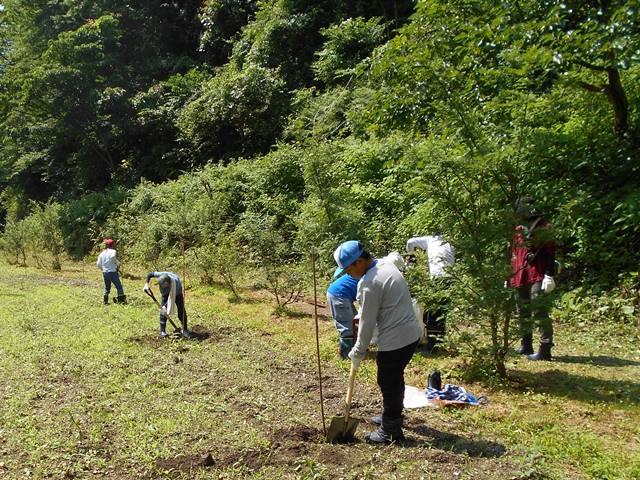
[333, 240, 363, 277]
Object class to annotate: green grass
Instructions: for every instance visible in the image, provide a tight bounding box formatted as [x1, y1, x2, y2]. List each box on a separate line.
[0, 262, 638, 479]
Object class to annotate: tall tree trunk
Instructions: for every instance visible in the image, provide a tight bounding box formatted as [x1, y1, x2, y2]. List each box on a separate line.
[605, 66, 629, 135]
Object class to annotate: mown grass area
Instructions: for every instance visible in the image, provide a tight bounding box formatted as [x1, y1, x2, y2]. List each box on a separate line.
[0, 261, 638, 479]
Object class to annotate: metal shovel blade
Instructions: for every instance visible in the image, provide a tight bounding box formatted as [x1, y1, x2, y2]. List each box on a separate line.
[326, 415, 359, 443]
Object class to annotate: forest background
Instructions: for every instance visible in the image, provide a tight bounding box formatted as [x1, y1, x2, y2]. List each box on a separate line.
[0, 0, 639, 376]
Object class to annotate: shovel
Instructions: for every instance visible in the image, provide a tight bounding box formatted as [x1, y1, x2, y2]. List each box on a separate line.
[326, 362, 359, 442]
[144, 288, 182, 333]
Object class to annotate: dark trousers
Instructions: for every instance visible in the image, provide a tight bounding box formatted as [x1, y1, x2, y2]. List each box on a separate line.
[102, 271, 124, 296]
[516, 281, 553, 344]
[424, 277, 451, 343]
[377, 340, 419, 422]
[160, 294, 188, 333]
[424, 304, 447, 338]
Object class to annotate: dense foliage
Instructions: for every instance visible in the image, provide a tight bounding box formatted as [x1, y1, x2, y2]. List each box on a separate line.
[1, 0, 639, 375]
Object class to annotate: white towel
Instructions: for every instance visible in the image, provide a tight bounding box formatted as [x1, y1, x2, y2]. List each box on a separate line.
[164, 278, 178, 317]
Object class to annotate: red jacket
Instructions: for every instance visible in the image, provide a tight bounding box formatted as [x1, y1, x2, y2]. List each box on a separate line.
[510, 217, 556, 288]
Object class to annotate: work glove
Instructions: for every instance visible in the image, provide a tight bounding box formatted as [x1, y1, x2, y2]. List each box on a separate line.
[159, 306, 168, 317]
[541, 275, 556, 294]
[143, 283, 150, 293]
[348, 349, 363, 370]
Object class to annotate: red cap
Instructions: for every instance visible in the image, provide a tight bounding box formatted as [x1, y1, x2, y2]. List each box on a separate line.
[104, 238, 115, 248]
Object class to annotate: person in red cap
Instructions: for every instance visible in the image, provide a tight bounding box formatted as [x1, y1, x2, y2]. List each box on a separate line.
[96, 238, 126, 304]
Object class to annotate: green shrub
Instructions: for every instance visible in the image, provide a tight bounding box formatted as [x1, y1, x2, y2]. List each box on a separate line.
[313, 16, 386, 85]
[0, 202, 66, 270]
[0, 220, 29, 265]
[178, 64, 289, 163]
[237, 211, 305, 310]
[189, 232, 244, 300]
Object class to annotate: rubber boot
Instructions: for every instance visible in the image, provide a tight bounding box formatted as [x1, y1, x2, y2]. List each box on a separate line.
[370, 414, 404, 427]
[527, 342, 552, 361]
[365, 417, 405, 444]
[113, 295, 127, 305]
[103, 295, 109, 305]
[518, 334, 534, 355]
[428, 370, 442, 390]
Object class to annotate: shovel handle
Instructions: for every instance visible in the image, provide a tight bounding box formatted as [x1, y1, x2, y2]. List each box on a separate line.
[344, 362, 357, 425]
[145, 289, 181, 332]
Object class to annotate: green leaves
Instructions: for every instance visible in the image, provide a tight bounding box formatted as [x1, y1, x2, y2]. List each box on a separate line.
[178, 64, 289, 162]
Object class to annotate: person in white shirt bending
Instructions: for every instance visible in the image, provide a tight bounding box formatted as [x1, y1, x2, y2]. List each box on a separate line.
[96, 238, 126, 305]
[406, 234, 455, 353]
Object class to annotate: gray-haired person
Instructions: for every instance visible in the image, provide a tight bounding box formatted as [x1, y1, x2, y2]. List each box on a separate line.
[143, 272, 192, 338]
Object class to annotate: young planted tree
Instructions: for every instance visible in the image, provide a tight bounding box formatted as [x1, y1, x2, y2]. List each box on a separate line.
[238, 212, 304, 314]
[190, 232, 243, 300]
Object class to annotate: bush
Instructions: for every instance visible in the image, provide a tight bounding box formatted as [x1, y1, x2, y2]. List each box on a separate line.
[237, 211, 305, 310]
[0, 220, 29, 265]
[178, 64, 289, 163]
[59, 187, 129, 259]
[0, 202, 66, 270]
[189, 232, 244, 299]
[313, 16, 386, 85]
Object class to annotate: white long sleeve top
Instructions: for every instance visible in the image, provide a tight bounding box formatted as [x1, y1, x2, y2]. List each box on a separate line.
[406, 236, 455, 277]
[351, 260, 422, 358]
[96, 248, 119, 273]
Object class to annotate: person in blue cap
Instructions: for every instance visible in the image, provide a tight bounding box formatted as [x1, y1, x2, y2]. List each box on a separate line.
[326, 273, 359, 359]
[334, 240, 422, 444]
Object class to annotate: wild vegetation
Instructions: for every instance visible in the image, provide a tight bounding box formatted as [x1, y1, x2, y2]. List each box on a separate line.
[0, 0, 639, 379]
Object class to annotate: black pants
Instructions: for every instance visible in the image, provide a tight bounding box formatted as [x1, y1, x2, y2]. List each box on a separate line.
[424, 277, 451, 342]
[377, 340, 419, 422]
[516, 281, 553, 344]
[424, 304, 447, 338]
[160, 293, 188, 332]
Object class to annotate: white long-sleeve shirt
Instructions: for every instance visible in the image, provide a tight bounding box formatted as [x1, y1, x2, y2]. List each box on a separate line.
[96, 248, 119, 273]
[406, 236, 455, 277]
[351, 260, 422, 357]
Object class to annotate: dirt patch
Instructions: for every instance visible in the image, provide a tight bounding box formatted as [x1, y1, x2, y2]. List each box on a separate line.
[188, 324, 213, 340]
[154, 453, 214, 476]
[270, 425, 323, 444]
[128, 324, 220, 346]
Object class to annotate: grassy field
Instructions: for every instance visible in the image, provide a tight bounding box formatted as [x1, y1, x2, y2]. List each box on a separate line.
[0, 262, 638, 479]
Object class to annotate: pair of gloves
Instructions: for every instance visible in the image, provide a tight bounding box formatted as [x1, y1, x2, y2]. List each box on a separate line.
[505, 275, 556, 293]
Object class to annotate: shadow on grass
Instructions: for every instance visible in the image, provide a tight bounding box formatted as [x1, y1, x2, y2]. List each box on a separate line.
[404, 424, 506, 458]
[511, 369, 640, 405]
[228, 296, 261, 305]
[552, 355, 640, 367]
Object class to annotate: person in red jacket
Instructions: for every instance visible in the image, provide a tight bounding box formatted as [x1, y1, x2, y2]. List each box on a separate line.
[511, 198, 556, 361]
